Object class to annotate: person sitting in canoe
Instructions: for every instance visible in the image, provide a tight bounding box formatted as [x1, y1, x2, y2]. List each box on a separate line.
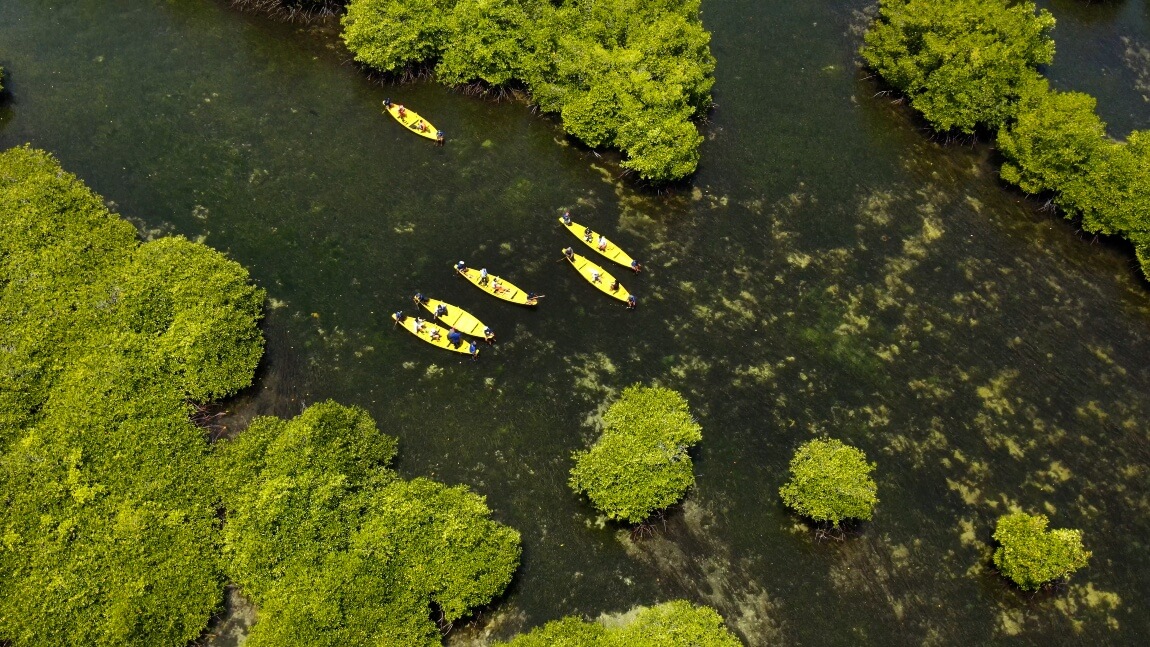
[483, 327, 495, 345]
[447, 328, 463, 347]
[491, 278, 508, 294]
[383, 98, 392, 108]
[413, 292, 428, 306]
[397, 105, 407, 118]
[626, 294, 637, 310]
[456, 260, 466, 272]
[630, 260, 642, 274]
[561, 210, 572, 226]
[591, 270, 602, 284]
[428, 328, 442, 341]
[563, 247, 574, 261]
[597, 235, 609, 251]
[468, 340, 479, 360]
[583, 226, 593, 242]
[436, 130, 445, 146]
[413, 317, 426, 332]
[434, 303, 448, 318]
[479, 268, 489, 285]
[609, 279, 620, 292]
[527, 291, 545, 302]
[393, 310, 405, 324]
[413, 120, 427, 132]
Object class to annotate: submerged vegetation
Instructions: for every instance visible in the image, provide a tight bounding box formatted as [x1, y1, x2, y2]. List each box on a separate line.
[569, 385, 702, 524]
[778, 438, 878, 529]
[0, 147, 520, 646]
[342, 0, 715, 181]
[498, 600, 742, 646]
[862, 0, 1150, 278]
[993, 512, 1090, 591]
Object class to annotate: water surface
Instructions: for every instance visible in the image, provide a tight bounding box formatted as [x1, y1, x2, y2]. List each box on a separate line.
[2, 0, 1150, 643]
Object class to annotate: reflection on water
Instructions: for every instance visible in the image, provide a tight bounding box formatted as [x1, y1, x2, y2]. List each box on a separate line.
[2, 0, 1150, 643]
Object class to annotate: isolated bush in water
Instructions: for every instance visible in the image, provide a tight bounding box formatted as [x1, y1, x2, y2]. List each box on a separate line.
[0, 145, 265, 646]
[861, 0, 1055, 134]
[498, 600, 741, 646]
[341, 0, 714, 181]
[212, 401, 522, 646]
[569, 385, 702, 524]
[779, 438, 877, 528]
[992, 512, 1090, 590]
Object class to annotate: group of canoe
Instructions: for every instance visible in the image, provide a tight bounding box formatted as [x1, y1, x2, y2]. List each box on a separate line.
[393, 210, 642, 358]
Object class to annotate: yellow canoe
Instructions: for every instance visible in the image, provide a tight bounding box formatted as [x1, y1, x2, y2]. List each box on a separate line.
[392, 313, 475, 355]
[559, 217, 637, 270]
[565, 252, 630, 303]
[418, 297, 487, 338]
[384, 102, 438, 140]
[457, 266, 539, 306]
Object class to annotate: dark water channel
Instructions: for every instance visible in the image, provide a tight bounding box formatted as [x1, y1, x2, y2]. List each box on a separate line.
[3, 0, 1150, 643]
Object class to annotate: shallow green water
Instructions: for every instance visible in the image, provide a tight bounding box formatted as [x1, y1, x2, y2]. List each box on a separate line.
[3, 0, 1150, 643]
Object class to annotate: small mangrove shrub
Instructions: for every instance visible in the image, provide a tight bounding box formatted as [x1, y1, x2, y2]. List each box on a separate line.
[569, 385, 702, 524]
[992, 512, 1090, 591]
[779, 438, 878, 528]
[498, 600, 741, 646]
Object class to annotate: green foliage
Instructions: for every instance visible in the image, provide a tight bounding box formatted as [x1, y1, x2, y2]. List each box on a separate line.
[342, 0, 715, 181]
[498, 600, 741, 646]
[861, 0, 1055, 133]
[213, 401, 521, 646]
[778, 438, 878, 528]
[997, 78, 1107, 196]
[992, 512, 1091, 590]
[569, 385, 702, 524]
[0, 146, 266, 646]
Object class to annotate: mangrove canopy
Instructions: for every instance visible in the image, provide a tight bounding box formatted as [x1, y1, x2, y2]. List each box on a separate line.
[569, 384, 703, 524]
[341, 0, 716, 182]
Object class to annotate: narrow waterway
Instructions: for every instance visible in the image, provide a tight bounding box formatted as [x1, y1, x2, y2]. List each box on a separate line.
[2, 0, 1150, 643]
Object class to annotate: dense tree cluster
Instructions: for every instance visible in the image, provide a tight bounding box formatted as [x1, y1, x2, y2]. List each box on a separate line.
[998, 81, 1150, 271]
[862, 0, 1150, 279]
[778, 438, 877, 528]
[342, 0, 715, 181]
[0, 146, 265, 646]
[499, 600, 742, 646]
[213, 401, 522, 646]
[992, 512, 1090, 590]
[861, 0, 1054, 134]
[0, 147, 521, 647]
[569, 385, 702, 524]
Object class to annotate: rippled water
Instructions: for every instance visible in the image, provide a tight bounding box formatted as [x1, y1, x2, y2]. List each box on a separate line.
[2, 0, 1150, 643]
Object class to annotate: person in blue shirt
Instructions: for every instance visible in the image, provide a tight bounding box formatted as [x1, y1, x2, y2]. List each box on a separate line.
[483, 327, 495, 344]
[561, 210, 572, 226]
[393, 310, 405, 324]
[447, 328, 463, 347]
[436, 130, 445, 146]
[413, 292, 428, 306]
[626, 294, 637, 310]
[455, 260, 466, 273]
[434, 303, 448, 318]
[630, 260, 643, 274]
[468, 340, 479, 359]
